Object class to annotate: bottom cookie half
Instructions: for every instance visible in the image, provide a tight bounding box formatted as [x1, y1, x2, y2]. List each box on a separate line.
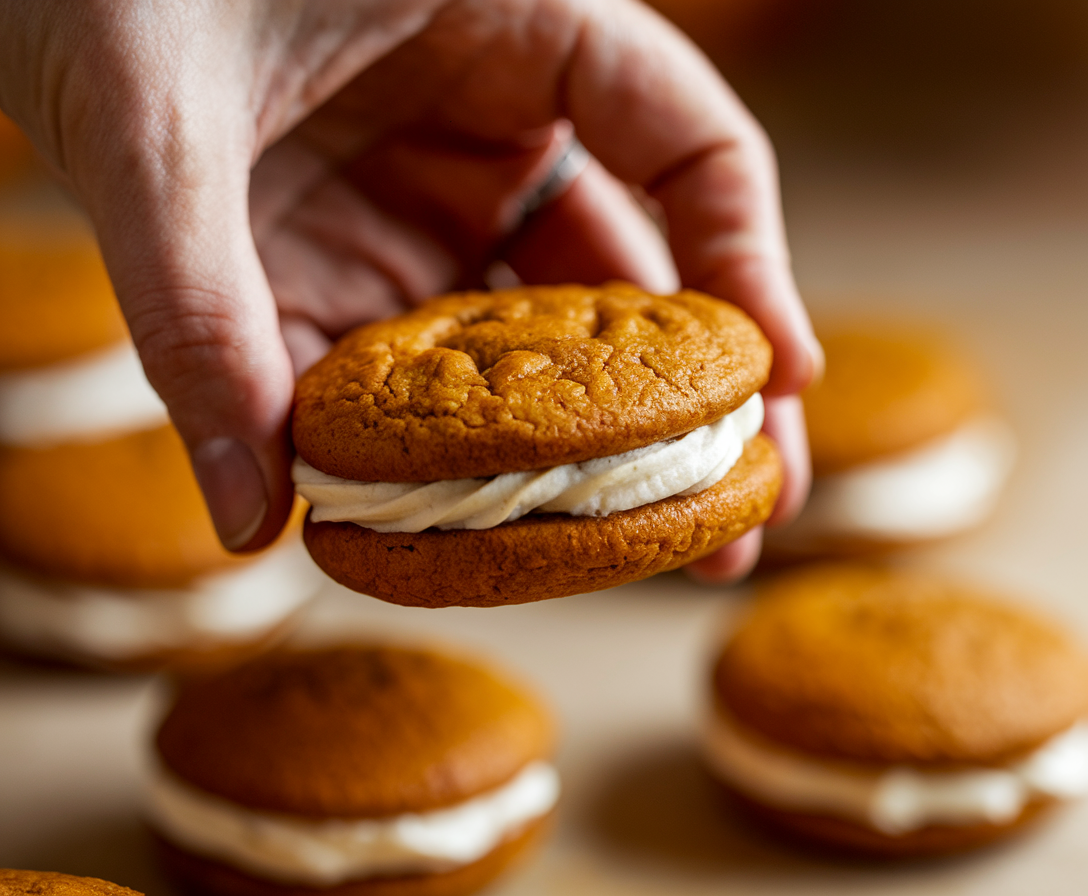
[304, 434, 782, 607]
[725, 787, 1055, 858]
[0, 620, 292, 677]
[153, 814, 551, 896]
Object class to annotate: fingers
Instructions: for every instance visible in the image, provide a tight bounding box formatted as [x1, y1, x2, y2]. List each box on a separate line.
[561, 0, 822, 394]
[253, 137, 460, 338]
[649, 147, 822, 395]
[79, 121, 296, 552]
[0, 0, 301, 552]
[344, 123, 569, 276]
[280, 313, 333, 378]
[502, 155, 679, 292]
[685, 528, 764, 585]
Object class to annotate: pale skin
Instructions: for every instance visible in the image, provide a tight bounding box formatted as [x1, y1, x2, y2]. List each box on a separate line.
[0, 0, 822, 582]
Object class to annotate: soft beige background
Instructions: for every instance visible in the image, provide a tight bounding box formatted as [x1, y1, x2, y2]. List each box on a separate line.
[2, 6, 1087, 892]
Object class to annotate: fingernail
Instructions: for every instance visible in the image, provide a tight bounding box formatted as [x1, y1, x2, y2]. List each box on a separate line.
[192, 437, 269, 551]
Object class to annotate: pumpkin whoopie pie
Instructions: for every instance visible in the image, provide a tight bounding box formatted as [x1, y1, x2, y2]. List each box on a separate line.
[0, 869, 143, 896]
[292, 282, 782, 607]
[0, 425, 322, 672]
[765, 320, 1016, 559]
[145, 643, 559, 896]
[0, 226, 324, 671]
[704, 563, 1088, 857]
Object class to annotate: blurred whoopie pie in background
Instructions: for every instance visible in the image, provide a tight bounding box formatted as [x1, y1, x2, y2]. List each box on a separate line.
[146, 642, 560, 896]
[704, 563, 1088, 856]
[765, 320, 1015, 560]
[0, 217, 323, 672]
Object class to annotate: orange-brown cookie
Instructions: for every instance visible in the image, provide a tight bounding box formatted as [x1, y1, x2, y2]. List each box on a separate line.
[148, 644, 559, 896]
[0, 869, 143, 896]
[294, 283, 770, 481]
[0, 424, 248, 587]
[0, 219, 127, 371]
[703, 563, 1088, 857]
[0, 609, 303, 678]
[152, 817, 550, 896]
[723, 788, 1054, 858]
[0, 425, 321, 673]
[765, 320, 1013, 561]
[306, 433, 781, 608]
[293, 283, 778, 606]
[804, 322, 986, 476]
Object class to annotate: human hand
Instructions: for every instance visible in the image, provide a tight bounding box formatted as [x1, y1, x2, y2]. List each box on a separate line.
[0, 0, 820, 579]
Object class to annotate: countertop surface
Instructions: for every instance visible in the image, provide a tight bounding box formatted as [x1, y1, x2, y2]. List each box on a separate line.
[2, 47, 1087, 896]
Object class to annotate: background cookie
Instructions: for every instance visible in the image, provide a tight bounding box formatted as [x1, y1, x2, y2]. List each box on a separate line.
[0, 425, 247, 588]
[151, 823, 549, 896]
[766, 320, 1015, 558]
[705, 563, 1088, 856]
[0, 423, 321, 673]
[804, 323, 986, 475]
[148, 644, 558, 896]
[0, 220, 127, 371]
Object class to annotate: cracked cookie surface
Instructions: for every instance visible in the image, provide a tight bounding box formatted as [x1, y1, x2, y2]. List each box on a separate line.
[293, 283, 771, 482]
[0, 869, 142, 896]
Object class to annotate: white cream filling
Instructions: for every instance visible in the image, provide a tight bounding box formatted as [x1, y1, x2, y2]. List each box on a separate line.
[0, 340, 168, 446]
[0, 539, 324, 660]
[293, 394, 764, 533]
[144, 760, 560, 886]
[703, 707, 1088, 835]
[772, 415, 1016, 548]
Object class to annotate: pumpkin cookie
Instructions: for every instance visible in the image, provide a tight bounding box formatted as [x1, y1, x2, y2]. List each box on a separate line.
[293, 283, 781, 607]
[146, 644, 559, 896]
[0, 869, 140, 896]
[0, 232, 325, 670]
[0, 426, 323, 672]
[766, 321, 1015, 559]
[0, 435, 321, 673]
[0, 217, 127, 372]
[704, 563, 1088, 856]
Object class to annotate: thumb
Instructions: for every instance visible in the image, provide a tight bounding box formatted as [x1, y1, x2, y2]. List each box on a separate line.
[80, 133, 295, 552]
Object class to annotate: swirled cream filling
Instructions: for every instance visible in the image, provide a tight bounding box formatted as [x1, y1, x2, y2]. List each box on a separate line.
[768, 415, 1016, 551]
[144, 760, 560, 885]
[703, 706, 1088, 835]
[293, 394, 764, 533]
[0, 539, 324, 661]
[0, 340, 168, 446]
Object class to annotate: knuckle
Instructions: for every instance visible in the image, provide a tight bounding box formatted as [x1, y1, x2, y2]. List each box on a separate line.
[125, 285, 250, 407]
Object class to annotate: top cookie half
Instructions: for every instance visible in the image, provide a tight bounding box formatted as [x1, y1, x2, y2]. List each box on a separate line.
[293, 283, 771, 482]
